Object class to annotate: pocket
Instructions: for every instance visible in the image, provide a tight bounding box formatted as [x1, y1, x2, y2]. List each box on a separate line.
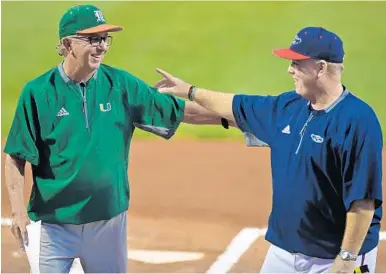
[294, 253, 333, 273]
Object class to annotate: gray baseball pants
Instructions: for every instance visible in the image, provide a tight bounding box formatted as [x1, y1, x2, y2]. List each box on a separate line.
[24, 211, 127, 273]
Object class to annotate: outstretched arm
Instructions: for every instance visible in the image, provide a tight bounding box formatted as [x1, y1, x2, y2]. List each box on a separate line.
[186, 89, 235, 122]
[183, 101, 237, 127]
[155, 69, 236, 122]
[154, 68, 283, 147]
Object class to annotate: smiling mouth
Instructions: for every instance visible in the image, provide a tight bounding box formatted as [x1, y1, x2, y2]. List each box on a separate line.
[91, 55, 103, 60]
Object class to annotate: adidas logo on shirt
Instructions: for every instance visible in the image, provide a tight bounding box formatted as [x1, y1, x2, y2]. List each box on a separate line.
[57, 107, 69, 117]
[281, 125, 291, 134]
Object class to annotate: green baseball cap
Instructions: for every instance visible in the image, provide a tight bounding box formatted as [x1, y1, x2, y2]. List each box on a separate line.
[58, 4, 123, 39]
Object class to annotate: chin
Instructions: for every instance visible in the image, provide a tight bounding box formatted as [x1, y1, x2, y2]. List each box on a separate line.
[295, 88, 307, 97]
[89, 61, 102, 70]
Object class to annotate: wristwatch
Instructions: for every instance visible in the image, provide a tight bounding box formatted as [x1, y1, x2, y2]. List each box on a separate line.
[339, 249, 358, 261]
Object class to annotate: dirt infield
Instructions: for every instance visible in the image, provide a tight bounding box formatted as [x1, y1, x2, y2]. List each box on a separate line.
[1, 140, 385, 273]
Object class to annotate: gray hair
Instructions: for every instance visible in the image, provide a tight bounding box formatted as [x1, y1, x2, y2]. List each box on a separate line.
[315, 59, 344, 75]
[327, 62, 344, 75]
[56, 38, 70, 57]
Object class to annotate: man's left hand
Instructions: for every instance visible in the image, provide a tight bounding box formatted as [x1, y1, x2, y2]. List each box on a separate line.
[328, 257, 357, 274]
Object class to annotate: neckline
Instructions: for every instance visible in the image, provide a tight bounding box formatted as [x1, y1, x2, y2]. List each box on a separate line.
[57, 61, 98, 86]
[307, 86, 349, 116]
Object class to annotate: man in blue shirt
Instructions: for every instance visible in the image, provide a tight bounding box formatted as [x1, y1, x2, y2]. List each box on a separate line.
[154, 26, 383, 273]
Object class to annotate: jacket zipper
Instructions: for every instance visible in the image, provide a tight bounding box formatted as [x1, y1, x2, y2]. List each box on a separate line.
[295, 112, 314, 154]
[79, 85, 90, 130]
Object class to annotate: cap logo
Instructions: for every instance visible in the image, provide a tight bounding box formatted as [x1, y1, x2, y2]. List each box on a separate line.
[94, 10, 105, 23]
[292, 34, 302, 45]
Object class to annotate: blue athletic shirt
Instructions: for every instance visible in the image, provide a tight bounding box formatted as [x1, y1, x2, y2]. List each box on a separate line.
[232, 87, 383, 259]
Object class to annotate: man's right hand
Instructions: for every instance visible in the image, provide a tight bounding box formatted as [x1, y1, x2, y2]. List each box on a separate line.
[154, 68, 237, 122]
[155, 68, 192, 100]
[11, 212, 30, 252]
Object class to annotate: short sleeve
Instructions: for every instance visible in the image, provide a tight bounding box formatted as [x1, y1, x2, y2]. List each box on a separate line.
[232, 94, 279, 147]
[3, 85, 41, 166]
[342, 113, 383, 210]
[125, 74, 185, 140]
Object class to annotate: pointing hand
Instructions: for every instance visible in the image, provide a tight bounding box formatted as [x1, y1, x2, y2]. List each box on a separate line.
[155, 68, 192, 100]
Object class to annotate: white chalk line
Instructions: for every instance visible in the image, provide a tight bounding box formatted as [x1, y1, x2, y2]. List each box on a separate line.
[206, 227, 267, 274]
[2, 217, 12, 226]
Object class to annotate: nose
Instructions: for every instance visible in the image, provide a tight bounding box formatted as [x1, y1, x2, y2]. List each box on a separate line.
[98, 40, 108, 50]
[287, 63, 295, 75]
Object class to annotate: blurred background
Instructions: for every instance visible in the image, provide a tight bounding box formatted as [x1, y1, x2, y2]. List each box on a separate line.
[2, 1, 385, 273]
[2, 1, 386, 140]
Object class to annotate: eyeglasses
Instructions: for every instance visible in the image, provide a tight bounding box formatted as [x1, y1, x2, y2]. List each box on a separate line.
[70, 35, 113, 46]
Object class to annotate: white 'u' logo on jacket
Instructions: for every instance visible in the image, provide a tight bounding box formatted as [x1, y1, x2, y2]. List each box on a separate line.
[100, 103, 111, 112]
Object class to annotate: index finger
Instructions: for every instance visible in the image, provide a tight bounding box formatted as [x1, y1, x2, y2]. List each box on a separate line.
[155, 68, 173, 80]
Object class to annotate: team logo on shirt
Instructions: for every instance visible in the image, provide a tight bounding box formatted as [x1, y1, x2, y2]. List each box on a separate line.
[100, 103, 111, 112]
[311, 134, 324, 143]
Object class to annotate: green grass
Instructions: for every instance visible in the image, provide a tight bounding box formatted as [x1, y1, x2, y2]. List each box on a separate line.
[2, 1, 386, 140]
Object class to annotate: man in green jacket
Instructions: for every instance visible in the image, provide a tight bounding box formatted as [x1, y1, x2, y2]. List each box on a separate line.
[4, 4, 232, 273]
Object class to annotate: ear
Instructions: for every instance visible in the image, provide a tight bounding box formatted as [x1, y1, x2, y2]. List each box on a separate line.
[62, 38, 72, 51]
[317, 60, 328, 77]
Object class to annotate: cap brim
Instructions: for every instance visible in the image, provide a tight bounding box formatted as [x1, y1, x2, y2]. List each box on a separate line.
[77, 24, 123, 35]
[272, 48, 311, 60]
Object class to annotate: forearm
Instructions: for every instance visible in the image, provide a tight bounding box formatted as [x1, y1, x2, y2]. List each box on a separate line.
[341, 199, 375, 255]
[4, 155, 27, 215]
[183, 101, 237, 127]
[192, 88, 236, 122]
[183, 101, 223, 125]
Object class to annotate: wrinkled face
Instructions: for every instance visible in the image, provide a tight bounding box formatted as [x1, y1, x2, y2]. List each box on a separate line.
[287, 59, 323, 97]
[67, 32, 112, 70]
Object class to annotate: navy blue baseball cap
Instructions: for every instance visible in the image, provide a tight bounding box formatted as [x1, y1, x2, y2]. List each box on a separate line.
[272, 27, 345, 63]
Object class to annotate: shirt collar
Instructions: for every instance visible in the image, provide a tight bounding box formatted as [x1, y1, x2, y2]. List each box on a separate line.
[307, 85, 350, 115]
[58, 61, 98, 85]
